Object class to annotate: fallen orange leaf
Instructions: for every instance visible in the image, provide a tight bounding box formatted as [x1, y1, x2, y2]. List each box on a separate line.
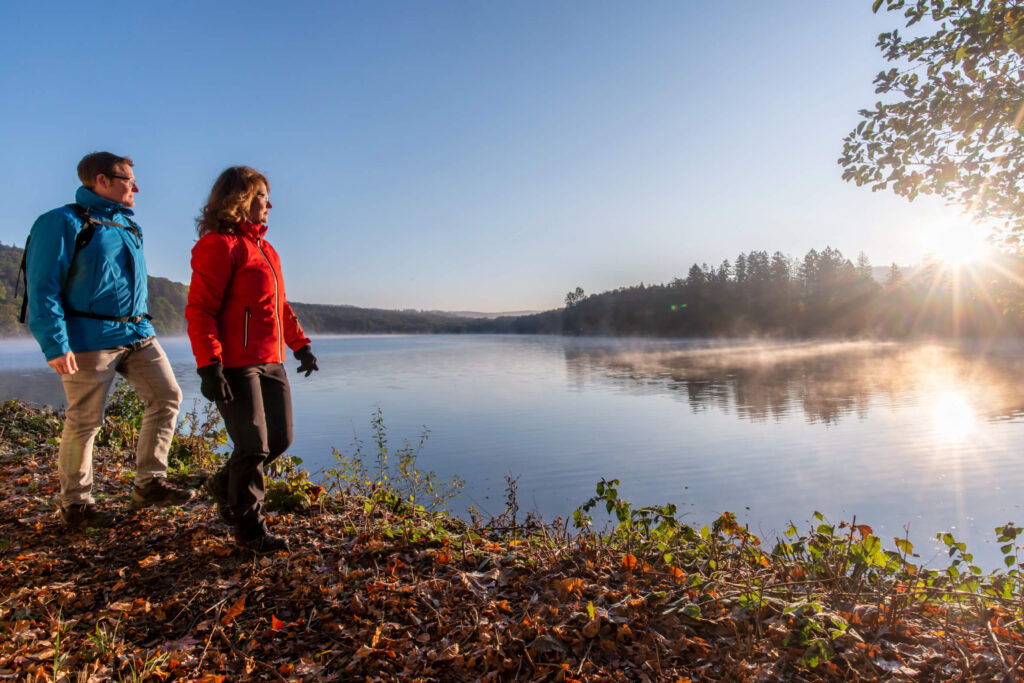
[220, 595, 245, 626]
[271, 615, 285, 630]
[137, 553, 161, 568]
[553, 577, 584, 599]
[622, 554, 638, 570]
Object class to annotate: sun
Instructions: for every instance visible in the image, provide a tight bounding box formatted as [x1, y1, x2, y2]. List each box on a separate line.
[920, 218, 990, 267]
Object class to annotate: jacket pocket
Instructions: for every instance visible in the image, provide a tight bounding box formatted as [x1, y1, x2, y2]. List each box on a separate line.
[243, 306, 250, 347]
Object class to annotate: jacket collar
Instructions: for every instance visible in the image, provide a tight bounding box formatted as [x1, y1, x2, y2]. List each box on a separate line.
[74, 186, 135, 218]
[238, 221, 268, 239]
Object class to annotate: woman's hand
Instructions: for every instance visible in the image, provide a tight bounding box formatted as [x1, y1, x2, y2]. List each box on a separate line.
[197, 363, 233, 402]
[294, 345, 319, 377]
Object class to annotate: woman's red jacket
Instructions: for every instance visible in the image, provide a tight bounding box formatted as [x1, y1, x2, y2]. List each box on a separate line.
[185, 221, 310, 369]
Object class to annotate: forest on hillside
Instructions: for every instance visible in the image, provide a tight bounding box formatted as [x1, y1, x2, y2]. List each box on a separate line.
[4, 241, 1024, 340]
[0, 242, 473, 338]
[476, 247, 1024, 339]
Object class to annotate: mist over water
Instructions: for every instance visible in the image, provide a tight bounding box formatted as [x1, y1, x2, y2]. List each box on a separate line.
[2, 335, 1022, 569]
[564, 338, 1024, 425]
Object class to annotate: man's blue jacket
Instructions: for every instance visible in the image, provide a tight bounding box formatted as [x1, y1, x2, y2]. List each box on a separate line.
[26, 186, 155, 361]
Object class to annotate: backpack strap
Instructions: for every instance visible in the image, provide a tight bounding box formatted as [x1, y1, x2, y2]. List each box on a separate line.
[61, 309, 153, 324]
[19, 203, 150, 325]
[16, 242, 29, 324]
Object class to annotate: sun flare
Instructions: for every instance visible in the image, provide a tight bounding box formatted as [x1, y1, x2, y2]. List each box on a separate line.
[931, 391, 976, 442]
[921, 220, 990, 267]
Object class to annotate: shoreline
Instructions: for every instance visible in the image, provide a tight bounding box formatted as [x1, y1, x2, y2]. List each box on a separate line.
[2, 398, 1023, 680]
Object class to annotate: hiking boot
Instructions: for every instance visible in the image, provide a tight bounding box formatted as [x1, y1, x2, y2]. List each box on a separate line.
[203, 474, 235, 524]
[60, 502, 115, 530]
[237, 532, 289, 554]
[130, 478, 194, 509]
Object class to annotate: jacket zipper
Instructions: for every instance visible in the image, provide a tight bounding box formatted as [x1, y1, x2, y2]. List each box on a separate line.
[115, 221, 142, 319]
[243, 306, 250, 347]
[255, 238, 284, 362]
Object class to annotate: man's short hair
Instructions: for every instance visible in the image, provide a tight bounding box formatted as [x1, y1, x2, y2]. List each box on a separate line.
[77, 152, 134, 188]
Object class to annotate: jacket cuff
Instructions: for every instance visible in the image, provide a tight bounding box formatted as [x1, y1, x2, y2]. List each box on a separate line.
[43, 342, 72, 363]
[288, 337, 312, 352]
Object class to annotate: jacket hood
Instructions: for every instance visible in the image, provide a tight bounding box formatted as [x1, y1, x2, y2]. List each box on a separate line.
[74, 186, 135, 218]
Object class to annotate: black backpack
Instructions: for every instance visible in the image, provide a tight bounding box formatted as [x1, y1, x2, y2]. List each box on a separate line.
[16, 203, 151, 325]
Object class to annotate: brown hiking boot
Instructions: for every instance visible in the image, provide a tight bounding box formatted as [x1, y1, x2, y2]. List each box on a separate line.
[203, 474, 235, 524]
[237, 532, 289, 554]
[60, 502, 115, 530]
[130, 478, 194, 509]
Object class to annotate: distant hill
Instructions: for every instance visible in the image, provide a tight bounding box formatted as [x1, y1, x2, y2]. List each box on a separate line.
[425, 309, 541, 319]
[0, 243, 26, 336]
[290, 302, 473, 334]
[0, 242, 477, 338]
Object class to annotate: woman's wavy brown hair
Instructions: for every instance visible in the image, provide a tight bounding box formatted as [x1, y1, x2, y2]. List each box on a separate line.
[196, 166, 270, 237]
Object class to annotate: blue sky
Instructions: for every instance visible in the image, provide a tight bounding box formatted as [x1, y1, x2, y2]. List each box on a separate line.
[0, 2, 969, 312]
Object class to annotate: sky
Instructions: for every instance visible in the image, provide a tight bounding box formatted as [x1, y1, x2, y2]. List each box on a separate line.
[0, 1, 978, 312]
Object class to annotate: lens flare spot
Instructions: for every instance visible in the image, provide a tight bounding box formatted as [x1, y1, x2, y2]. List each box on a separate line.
[932, 391, 976, 442]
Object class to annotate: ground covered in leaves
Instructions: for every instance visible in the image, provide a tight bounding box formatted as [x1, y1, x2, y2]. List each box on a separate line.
[2, 399, 1024, 681]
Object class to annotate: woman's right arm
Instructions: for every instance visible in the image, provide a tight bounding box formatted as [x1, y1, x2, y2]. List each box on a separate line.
[185, 235, 233, 368]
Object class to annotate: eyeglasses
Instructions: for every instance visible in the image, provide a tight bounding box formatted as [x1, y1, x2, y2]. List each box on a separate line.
[107, 173, 137, 186]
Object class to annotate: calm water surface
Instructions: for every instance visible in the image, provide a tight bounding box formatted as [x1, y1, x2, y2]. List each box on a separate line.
[2, 334, 1022, 569]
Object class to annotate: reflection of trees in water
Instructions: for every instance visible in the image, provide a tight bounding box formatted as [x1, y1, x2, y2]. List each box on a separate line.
[563, 341, 1024, 425]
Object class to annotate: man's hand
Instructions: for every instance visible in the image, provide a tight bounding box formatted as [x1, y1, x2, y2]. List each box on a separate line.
[47, 351, 78, 375]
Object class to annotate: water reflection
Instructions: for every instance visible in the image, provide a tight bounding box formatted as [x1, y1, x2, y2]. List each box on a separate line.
[563, 340, 1024, 429]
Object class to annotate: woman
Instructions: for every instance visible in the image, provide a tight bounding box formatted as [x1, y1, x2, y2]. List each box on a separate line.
[185, 166, 318, 553]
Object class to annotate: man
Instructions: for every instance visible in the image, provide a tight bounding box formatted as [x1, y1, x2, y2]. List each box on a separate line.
[26, 151, 190, 530]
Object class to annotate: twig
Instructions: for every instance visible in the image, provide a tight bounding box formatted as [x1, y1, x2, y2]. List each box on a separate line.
[216, 627, 287, 683]
[951, 636, 972, 676]
[576, 640, 593, 676]
[650, 632, 664, 678]
[192, 602, 223, 676]
[987, 620, 1010, 673]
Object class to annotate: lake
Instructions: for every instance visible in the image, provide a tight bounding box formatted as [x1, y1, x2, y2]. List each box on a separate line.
[2, 334, 1023, 570]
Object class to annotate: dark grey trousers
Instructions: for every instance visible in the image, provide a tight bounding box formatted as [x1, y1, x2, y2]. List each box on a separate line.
[212, 363, 293, 540]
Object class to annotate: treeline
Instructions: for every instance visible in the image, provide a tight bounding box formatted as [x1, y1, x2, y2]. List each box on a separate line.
[0, 242, 473, 338]
[479, 247, 1024, 338]
[5, 241, 1024, 341]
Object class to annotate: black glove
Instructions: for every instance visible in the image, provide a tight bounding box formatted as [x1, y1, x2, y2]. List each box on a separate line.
[197, 363, 233, 402]
[294, 345, 319, 377]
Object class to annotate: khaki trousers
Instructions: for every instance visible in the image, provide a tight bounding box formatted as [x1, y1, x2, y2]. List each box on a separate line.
[58, 337, 182, 505]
